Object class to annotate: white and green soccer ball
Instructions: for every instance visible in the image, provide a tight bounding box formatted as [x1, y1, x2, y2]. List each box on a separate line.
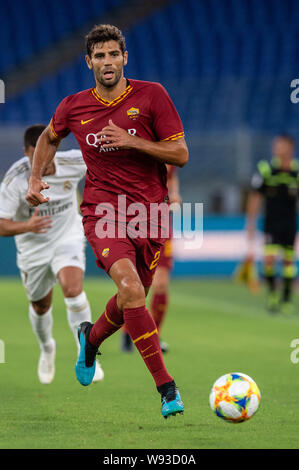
[209, 372, 261, 423]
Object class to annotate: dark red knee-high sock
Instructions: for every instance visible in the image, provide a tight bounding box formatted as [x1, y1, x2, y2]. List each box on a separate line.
[89, 294, 124, 348]
[151, 292, 168, 333]
[123, 305, 173, 387]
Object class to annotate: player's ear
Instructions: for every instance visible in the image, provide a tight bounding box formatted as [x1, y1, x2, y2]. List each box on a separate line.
[85, 55, 93, 70]
[123, 51, 128, 67]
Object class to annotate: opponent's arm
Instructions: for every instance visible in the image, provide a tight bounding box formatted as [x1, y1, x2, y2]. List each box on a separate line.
[246, 191, 262, 243]
[26, 125, 61, 207]
[0, 209, 52, 236]
[97, 120, 188, 167]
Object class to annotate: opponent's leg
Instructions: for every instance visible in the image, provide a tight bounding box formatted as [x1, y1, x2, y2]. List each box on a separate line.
[30, 290, 56, 384]
[150, 266, 170, 353]
[58, 266, 104, 381]
[281, 246, 297, 315]
[120, 324, 134, 353]
[263, 245, 279, 312]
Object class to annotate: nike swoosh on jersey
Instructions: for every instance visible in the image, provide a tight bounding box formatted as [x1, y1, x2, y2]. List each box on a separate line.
[81, 118, 94, 125]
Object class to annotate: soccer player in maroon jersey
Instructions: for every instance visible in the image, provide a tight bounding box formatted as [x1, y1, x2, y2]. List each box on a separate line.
[26, 24, 188, 418]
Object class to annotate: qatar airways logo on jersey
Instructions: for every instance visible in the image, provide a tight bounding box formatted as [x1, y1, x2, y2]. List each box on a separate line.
[94, 195, 203, 250]
[86, 129, 137, 152]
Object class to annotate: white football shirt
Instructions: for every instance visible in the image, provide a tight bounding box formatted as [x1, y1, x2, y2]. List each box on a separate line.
[0, 149, 86, 271]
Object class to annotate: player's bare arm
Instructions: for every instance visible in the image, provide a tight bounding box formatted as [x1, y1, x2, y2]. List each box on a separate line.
[167, 166, 181, 204]
[0, 209, 52, 236]
[26, 125, 61, 207]
[98, 120, 188, 167]
[246, 190, 262, 242]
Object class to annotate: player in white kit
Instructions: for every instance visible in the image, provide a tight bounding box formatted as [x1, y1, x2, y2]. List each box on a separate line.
[0, 125, 104, 384]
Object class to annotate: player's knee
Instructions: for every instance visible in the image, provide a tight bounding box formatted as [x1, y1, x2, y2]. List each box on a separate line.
[62, 284, 82, 298]
[118, 277, 145, 308]
[31, 301, 51, 315]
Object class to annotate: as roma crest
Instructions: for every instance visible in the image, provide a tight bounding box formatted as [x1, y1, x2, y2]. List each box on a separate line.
[127, 107, 140, 120]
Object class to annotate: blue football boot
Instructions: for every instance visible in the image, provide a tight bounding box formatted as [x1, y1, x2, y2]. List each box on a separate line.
[158, 380, 184, 419]
[75, 322, 101, 386]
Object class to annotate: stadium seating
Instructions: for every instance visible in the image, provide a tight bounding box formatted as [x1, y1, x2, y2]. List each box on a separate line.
[0, 0, 125, 74]
[1, 0, 299, 134]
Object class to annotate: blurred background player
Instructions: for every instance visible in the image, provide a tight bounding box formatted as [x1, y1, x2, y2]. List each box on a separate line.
[121, 164, 181, 353]
[0, 124, 104, 383]
[246, 134, 299, 314]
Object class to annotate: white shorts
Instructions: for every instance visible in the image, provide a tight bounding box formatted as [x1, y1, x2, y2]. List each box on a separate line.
[20, 239, 86, 302]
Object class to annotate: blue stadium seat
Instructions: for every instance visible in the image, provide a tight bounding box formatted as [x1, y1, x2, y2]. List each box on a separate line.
[0, 0, 298, 137]
[0, 0, 127, 74]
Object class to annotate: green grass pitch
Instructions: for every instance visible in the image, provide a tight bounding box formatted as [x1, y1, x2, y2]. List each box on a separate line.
[1, 277, 299, 449]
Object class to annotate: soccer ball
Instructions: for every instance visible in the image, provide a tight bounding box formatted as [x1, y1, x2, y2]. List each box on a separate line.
[209, 372, 261, 423]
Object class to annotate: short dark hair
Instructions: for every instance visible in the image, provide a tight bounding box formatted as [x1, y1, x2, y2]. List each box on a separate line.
[24, 124, 46, 149]
[275, 133, 296, 147]
[85, 24, 126, 57]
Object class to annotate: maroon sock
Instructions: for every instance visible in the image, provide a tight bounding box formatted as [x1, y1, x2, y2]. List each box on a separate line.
[123, 305, 173, 387]
[151, 292, 168, 333]
[89, 294, 124, 348]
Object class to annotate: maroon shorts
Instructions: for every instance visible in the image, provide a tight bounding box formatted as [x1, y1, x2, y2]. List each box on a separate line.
[158, 236, 174, 271]
[83, 216, 165, 287]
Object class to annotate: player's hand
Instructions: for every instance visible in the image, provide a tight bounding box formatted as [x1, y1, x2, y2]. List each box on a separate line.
[97, 120, 136, 149]
[26, 208, 52, 234]
[26, 176, 50, 207]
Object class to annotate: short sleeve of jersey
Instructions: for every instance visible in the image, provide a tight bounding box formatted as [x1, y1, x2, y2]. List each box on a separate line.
[150, 84, 184, 142]
[0, 174, 21, 219]
[50, 95, 72, 139]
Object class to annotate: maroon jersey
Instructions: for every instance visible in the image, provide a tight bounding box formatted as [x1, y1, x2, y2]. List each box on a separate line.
[50, 79, 184, 217]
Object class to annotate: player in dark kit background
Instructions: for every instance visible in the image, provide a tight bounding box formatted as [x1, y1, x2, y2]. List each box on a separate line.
[26, 24, 188, 418]
[246, 134, 299, 315]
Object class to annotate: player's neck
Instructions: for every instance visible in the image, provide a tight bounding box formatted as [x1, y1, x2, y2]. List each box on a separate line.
[95, 76, 127, 102]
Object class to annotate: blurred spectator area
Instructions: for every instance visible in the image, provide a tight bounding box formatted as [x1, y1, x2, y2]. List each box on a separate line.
[1, 0, 299, 212]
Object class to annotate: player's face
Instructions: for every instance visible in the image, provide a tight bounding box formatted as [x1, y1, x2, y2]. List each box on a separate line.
[272, 138, 294, 161]
[86, 40, 128, 88]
